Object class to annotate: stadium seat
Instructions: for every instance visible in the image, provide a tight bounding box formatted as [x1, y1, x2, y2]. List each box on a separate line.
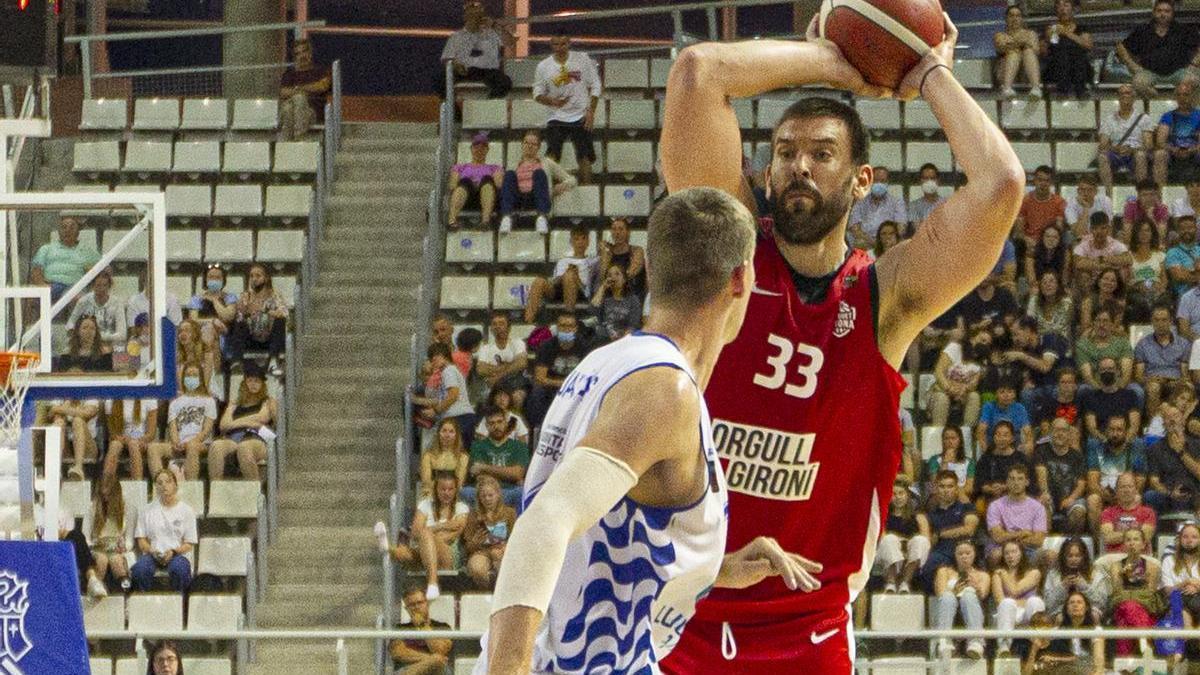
[197, 536, 251, 577]
[900, 374, 914, 410]
[213, 185, 264, 217]
[90, 657, 114, 675]
[903, 100, 940, 131]
[257, 230, 306, 263]
[869, 593, 925, 631]
[554, 140, 604, 173]
[607, 100, 656, 130]
[870, 142, 903, 170]
[446, 230, 495, 265]
[165, 184, 213, 219]
[549, 229, 597, 261]
[59, 480, 91, 522]
[868, 657, 927, 674]
[265, 185, 313, 218]
[207, 480, 261, 519]
[80, 99, 128, 131]
[553, 185, 601, 218]
[603, 184, 650, 217]
[604, 58, 649, 89]
[954, 59, 992, 88]
[905, 142, 953, 172]
[168, 275, 195, 300]
[454, 658, 478, 675]
[459, 594, 493, 632]
[1147, 99, 1175, 121]
[731, 99, 754, 130]
[1001, 99, 1049, 130]
[222, 141, 271, 175]
[121, 479, 148, 515]
[132, 98, 180, 131]
[756, 98, 797, 130]
[73, 140, 121, 173]
[173, 140, 221, 174]
[180, 97, 229, 130]
[103, 227, 149, 262]
[510, 99, 545, 129]
[272, 141, 321, 175]
[992, 657, 1022, 675]
[1163, 184, 1186, 207]
[491, 275, 535, 311]
[1113, 185, 1137, 209]
[605, 141, 654, 174]
[944, 660, 987, 675]
[205, 230, 255, 263]
[275, 275, 297, 304]
[463, 99, 508, 129]
[1010, 142, 1053, 172]
[128, 594, 184, 631]
[231, 98, 279, 130]
[440, 276, 491, 311]
[507, 59, 540, 89]
[115, 659, 141, 675]
[112, 274, 138, 299]
[1157, 533, 1174, 558]
[187, 659, 233, 675]
[1055, 141, 1096, 173]
[123, 140, 173, 173]
[649, 57, 672, 89]
[497, 232, 546, 264]
[177, 480, 205, 515]
[187, 594, 242, 632]
[83, 595, 125, 632]
[917, 373, 935, 411]
[1049, 100, 1097, 131]
[855, 100, 902, 132]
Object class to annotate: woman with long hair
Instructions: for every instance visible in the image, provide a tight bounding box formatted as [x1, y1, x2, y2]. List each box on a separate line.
[993, 540, 1045, 656]
[57, 314, 113, 372]
[147, 364, 217, 480]
[932, 540, 989, 659]
[875, 476, 930, 593]
[1043, 537, 1110, 618]
[1127, 217, 1169, 322]
[872, 220, 902, 259]
[208, 366, 276, 480]
[386, 472, 468, 602]
[1027, 270, 1074, 343]
[176, 319, 219, 397]
[229, 263, 288, 364]
[1161, 523, 1200, 658]
[1108, 527, 1164, 656]
[1078, 268, 1127, 335]
[590, 264, 643, 341]
[924, 426, 975, 502]
[146, 640, 183, 675]
[85, 474, 132, 592]
[1023, 593, 1105, 675]
[463, 474, 517, 588]
[473, 387, 529, 445]
[103, 398, 158, 480]
[419, 419, 470, 497]
[1025, 225, 1070, 287]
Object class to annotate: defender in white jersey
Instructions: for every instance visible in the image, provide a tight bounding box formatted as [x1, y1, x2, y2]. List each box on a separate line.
[484, 188, 824, 675]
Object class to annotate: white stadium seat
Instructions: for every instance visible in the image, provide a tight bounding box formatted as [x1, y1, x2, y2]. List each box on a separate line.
[168, 275, 195, 300]
[510, 99, 545, 129]
[905, 142, 953, 173]
[115, 659, 141, 675]
[869, 593, 925, 632]
[197, 536, 252, 577]
[604, 58, 648, 89]
[180, 97, 229, 130]
[603, 184, 650, 217]
[459, 594, 493, 632]
[103, 228, 149, 262]
[454, 658, 478, 675]
[1049, 99, 1097, 130]
[440, 276, 490, 311]
[127, 594, 184, 631]
[83, 595, 125, 632]
[264, 185, 313, 218]
[177, 480, 206, 515]
[607, 100, 656, 130]
[187, 594, 243, 632]
[73, 141, 121, 173]
[903, 100, 940, 130]
[90, 657, 114, 675]
[1010, 142, 1054, 172]
[1001, 99, 1049, 130]
[257, 230, 306, 263]
[59, 480, 91, 522]
[756, 98, 797, 130]
[508, 59, 540, 89]
[731, 99, 754, 129]
[231, 98, 279, 130]
[173, 140, 221, 174]
[549, 229, 597, 261]
[213, 184, 264, 217]
[869, 142, 902, 170]
[123, 140, 173, 173]
[121, 480, 148, 515]
[80, 99, 128, 131]
[605, 141, 654, 173]
[1055, 141, 1096, 173]
[207, 480, 261, 519]
[205, 230, 255, 263]
[650, 58, 673, 88]
[223, 141, 271, 174]
[868, 657, 927, 674]
[491, 276, 535, 311]
[132, 97, 180, 131]
[497, 232, 546, 264]
[165, 184, 213, 219]
[273, 141, 321, 174]
[446, 231, 495, 265]
[165, 228, 203, 261]
[463, 99, 508, 129]
[855, 99, 902, 131]
[954, 59, 992, 88]
[553, 185, 601, 218]
[186, 659, 233, 675]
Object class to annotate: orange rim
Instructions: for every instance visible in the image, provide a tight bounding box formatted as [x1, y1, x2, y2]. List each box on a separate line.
[0, 351, 40, 387]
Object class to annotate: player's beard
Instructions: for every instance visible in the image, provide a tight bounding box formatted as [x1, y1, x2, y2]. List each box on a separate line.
[769, 173, 856, 246]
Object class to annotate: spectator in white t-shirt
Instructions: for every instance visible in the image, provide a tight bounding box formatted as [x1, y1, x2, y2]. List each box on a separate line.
[1097, 84, 1155, 197]
[476, 311, 529, 401]
[929, 329, 985, 428]
[41, 399, 100, 481]
[474, 386, 530, 445]
[147, 364, 217, 480]
[534, 35, 602, 184]
[102, 399, 158, 480]
[383, 472, 469, 602]
[848, 166, 907, 248]
[1172, 177, 1200, 219]
[130, 469, 198, 592]
[1064, 176, 1114, 241]
[412, 342, 477, 442]
[524, 225, 597, 323]
[437, 1, 512, 98]
[67, 270, 125, 345]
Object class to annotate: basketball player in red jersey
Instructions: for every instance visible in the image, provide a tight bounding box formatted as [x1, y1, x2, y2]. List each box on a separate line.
[656, 14, 1026, 674]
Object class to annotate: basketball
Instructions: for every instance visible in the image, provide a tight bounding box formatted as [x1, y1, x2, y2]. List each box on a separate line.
[818, 0, 945, 90]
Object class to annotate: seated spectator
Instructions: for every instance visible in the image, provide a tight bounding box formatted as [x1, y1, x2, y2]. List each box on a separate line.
[1098, 85, 1155, 198]
[929, 330, 984, 428]
[986, 464, 1047, 567]
[56, 315, 113, 372]
[1042, 0, 1093, 99]
[279, 37, 331, 140]
[926, 431, 976, 502]
[131, 469, 197, 593]
[1167, 215, 1200, 299]
[978, 380, 1034, 454]
[103, 398, 157, 480]
[1108, 527, 1165, 656]
[525, 313, 591, 427]
[992, 539, 1045, 657]
[29, 216, 100, 304]
[466, 406, 530, 507]
[436, 0, 512, 99]
[1008, 316, 1068, 403]
[1087, 415, 1147, 512]
[922, 471, 980, 582]
[534, 35, 601, 185]
[1124, 181, 1171, 243]
[1153, 80, 1200, 186]
[525, 226, 597, 323]
[993, 4, 1042, 99]
[413, 342, 476, 442]
[871, 221, 903, 263]
[898, 406, 919, 484]
[1160, 522, 1200, 654]
[906, 302, 963, 379]
[147, 365, 217, 480]
[85, 475, 133, 594]
[1017, 166, 1065, 252]
[463, 474, 517, 589]
[453, 327, 486, 405]
[1113, 0, 1199, 99]
[498, 130, 575, 235]
[209, 364, 275, 481]
[1172, 176, 1200, 218]
[176, 319, 220, 399]
[1128, 220, 1169, 322]
[447, 133, 503, 229]
[598, 217, 646, 300]
[931, 540, 989, 659]
[1077, 307, 1136, 395]
[848, 166, 906, 249]
[187, 264, 238, 336]
[387, 472, 468, 601]
[1033, 368, 1084, 438]
[228, 263, 288, 367]
[1027, 270, 1073, 344]
[1027, 225, 1070, 294]
[906, 163, 945, 233]
[1136, 304, 1190, 414]
[391, 587, 453, 675]
[959, 277, 1019, 335]
[993, 240, 1019, 297]
[476, 311, 529, 405]
[1025, 595, 1105, 674]
[1073, 213, 1132, 294]
[420, 419, 470, 498]
[591, 265, 642, 341]
[41, 398, 99, 481]
[876, 476, 930, 593]
[148, 641, 184, 675]
[474, 386, 529, 445]
[1095, 472, 1156, 562]
[976, 421, 1033, 505]
[1035, 418, 1089, 534]
[1065, 177, 1112, 242]
[67, 269, 125, 345]
[1043, 537, 1110, 619]
[1143, 407, 1200, 514]
[126, 268, 183, 330]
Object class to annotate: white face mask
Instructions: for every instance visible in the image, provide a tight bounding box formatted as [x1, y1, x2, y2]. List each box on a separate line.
[922, 180, 939, 196]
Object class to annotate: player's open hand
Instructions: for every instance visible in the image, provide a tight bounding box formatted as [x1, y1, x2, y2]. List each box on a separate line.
[897, 13, 959, 101]
[804, 15, 893, 100]
[717, 536, 823, 591]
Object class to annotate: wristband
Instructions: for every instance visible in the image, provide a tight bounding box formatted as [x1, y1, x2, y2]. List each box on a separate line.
[919, 63, 951, 98]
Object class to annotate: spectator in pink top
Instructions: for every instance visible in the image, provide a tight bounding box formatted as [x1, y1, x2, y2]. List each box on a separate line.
[498, 130, 577, 235]
[986, 463, 1048, 567]
[448, 132, 503, 229]
[1073, 211, 1133, 292]
[1122, 180, 1171, 244]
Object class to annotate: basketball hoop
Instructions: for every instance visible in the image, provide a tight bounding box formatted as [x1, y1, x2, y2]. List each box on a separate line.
[0, 351, 40, 449]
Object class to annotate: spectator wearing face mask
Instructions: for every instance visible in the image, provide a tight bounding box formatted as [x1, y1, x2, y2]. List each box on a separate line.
[847, 166, 907, 249]
[907, 163, 946, 234]
[524, 312, 592, 428]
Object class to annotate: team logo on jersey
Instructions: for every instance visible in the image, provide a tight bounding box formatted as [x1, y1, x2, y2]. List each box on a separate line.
[0, 570, 32, 672]
[711, 420, 819, 501]
[834, 301, 856, 338]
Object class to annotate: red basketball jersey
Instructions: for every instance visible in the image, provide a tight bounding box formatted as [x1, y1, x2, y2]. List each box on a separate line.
[695, 223, 906, 624]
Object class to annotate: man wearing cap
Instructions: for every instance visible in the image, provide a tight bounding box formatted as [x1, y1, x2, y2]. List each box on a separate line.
[534, 34, 601, 185]
[447, 132, 504, 228]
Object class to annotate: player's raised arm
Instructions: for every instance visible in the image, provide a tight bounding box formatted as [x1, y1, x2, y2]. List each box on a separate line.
[485, 367, 702, 675]
[661, 37, 889, 202]
[874, 15, 1026, 366]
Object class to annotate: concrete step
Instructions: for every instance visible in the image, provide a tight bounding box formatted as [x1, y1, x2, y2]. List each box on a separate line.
[286, 451, 399, 474]
[254, 600, 382, 628]
[333, 163, 433, 183]
[342, 121, 437, 137]
[283, 468, 395, 490]
[340, 137, 439, 153]
[266, 582, 381, 606]
[266, 542, 380, 569]
[306, 299, 416, 319]
[277, 484, 393, 509]
[278, 504, 389, 526]
[269, 560, 380, 585]
[246, 641, 376, 675]
[273, 525, 381, 549]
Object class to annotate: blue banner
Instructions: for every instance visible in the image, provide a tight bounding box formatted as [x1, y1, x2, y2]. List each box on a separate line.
[0, 541, 89, 675]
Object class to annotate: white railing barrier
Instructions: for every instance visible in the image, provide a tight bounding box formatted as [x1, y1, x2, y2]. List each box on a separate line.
[374, 614, 387, 675]
[335, 638, 349, 675]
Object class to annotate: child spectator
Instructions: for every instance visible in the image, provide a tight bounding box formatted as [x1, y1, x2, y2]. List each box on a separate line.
[977, 380, 1034, 454]
[463, 474, 517, 589]
[598, 218, 646, 300]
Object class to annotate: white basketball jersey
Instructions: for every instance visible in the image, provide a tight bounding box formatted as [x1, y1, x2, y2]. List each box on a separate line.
[477, 332, 728, 675]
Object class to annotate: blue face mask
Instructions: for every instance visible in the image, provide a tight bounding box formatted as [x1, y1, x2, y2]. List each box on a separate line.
[206, 279, 224, 293]
[558, 331, 575, 344]
[870, 183, 889, 198]
[184, 376, 201, 391]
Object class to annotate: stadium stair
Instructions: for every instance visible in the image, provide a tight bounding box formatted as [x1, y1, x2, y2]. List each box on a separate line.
[249, 123, 436, 674]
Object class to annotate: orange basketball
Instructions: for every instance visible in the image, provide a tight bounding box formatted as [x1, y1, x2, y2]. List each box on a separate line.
[819, 0, 945, 90]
